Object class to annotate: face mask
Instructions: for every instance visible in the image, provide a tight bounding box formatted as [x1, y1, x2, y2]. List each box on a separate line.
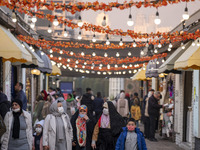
[103, 108, 109, 115]
[13, 108, 20, 113]
[127, 125, 135, 131]
[58, 107, 64, 114]
[79, 114, 85, 118]
[35, 127, 42, 134]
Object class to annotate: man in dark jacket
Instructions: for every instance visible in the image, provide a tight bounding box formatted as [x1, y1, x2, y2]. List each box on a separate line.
[0, 87, 10, 119]
[81, 88, 94, 116]
[93, 92, 104, 119]
[148, 91, 163, 141]
[14, 82, 27, 110]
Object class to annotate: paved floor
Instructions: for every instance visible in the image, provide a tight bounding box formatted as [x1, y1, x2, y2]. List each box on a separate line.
[139, 124, 183, 150]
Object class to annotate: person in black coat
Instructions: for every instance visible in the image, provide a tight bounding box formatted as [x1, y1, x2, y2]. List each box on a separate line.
[93, 92, 104, 119]
[14, 82, 27, 110]
[81, 88, 94, 116]
[0, 87, 10, 119]
[148, 91, 163, 141]
[71, 105, 95, 150]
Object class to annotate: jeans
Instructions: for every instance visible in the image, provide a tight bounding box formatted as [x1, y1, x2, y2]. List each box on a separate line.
[144, 116, 150, 138]
[149, 115, 157, 139]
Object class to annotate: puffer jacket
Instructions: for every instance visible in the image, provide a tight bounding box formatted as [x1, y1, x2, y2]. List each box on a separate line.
[115, 127, 147, 150]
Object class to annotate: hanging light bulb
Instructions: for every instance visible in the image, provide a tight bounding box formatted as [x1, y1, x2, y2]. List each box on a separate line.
[192, 40, 195, 46]
[58, 57, 62, 60]
[41, 51, 44, 55]
[115, 64, 118, 68]
[30, 22, 35, 29]
[82, 65, 85, 69]
[154, 10, 161, 25]
[154, 48, 158, 53]
[146, 40, 149, 47]
[29, 45, 33, 50]
[75, 65, 78, 68]
[169, 42, 173, 48]
[64, 28, 68, 37]
[104, 52, 108, 57]
[106, 36, 110, 45]
[70, 50, 74, 55]
[91, 66, 94, 69]
[140, 49, 144, 55]
[102, 15, 106, 26]
[92, 51, 96, 57]
[182, 4, 189, 20]
[119, 38, 123, 46]
[31, 14, 37, 23]
[50, 54, 53, 58]
[116, 52, 120, 57]
[162, 58, 165, 63]
[181, 42, 185, 49]
[156, 60, 160, 64]
[133, 40, 137, 47]
[12, 9, 17, 22]
[129, 64, 133, 67]
[60, 50, 63, 54]
[122, 64, 125, 68]
[77, 15, 83, 27]
[168, 48, 171, 51]
[81, 51, 85, 56]
[92, 34, 96, 42]
[53, 15, 59, 26]
[127, 14, 134, 26]
[47, 24, 52, 33]
[84, 62, 87, 65]
[197, 39, 200, 47]
[75, 60, 79, 64]
[49, 49, 53, 53]
[158, 41, 162, 48]
[107, 64, 110, 69]
[21, 42, 25, 48]
[67, 59, 70, 62]
[78, 31, 82, 40]
[128, 51, 131, 56]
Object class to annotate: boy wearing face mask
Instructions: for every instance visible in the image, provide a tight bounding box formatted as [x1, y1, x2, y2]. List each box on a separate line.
[33, 120, 44, 150]
[115, 118, 147, 150]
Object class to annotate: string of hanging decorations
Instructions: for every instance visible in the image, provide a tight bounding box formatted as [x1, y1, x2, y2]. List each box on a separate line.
[7, 2, 199, 39]
[3, 0, 195, 14]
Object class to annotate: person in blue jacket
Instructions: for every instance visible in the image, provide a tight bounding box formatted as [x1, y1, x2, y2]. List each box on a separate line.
[116, 118, 147, 150]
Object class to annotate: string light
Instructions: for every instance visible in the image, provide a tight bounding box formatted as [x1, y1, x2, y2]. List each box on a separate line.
[119, 38, 123, 46]
[162, 58, 165, 63]
[156, 60, 159, 64]
[41, 51, 44, 55]
[31, 14, 37, 23]
[70, 50, 74, 55]
[64, 28, 68, 37]
[53, 15, 59, 26]
[116, 52, 120, 57]
[78, 31, 82, 40]
[47, 24, 52, 33]
[129, 64, 132, 67]
[140, 49, 144, 55]
[158, 41, 162, 48]
[92, 51, 96, 57]
[168, 48, 171, 51]
[115, 64, 118, 68]
[84, 62, 87, 65]
[67, 59, 70, 62]
[154, 48, 158, 53]
[49, 49, 53, 53]
[154, 9, 161, 25]
[92, 34, 96, 42]
[192, 40, 195, 46]
[169, 42, 173, 48]
[30, 22, 35, 29]
[106, 36, 110, 45]
[133, 40, 137, 47]
[127, 8, 134, 26]
[107, 64, 110, 69]
[81, 51, 85, 56]
[182, 3, 189, 20]
[12, 9, 17, 22]
[146, 40, 149, 47]
[75, 60, 79, 64]
[58, 57, 62, 60]
[181, 42, 185, 49]
[77, 15, 83, 27]
[59, 50, 63, 54]
[128, 51, 131, 56]
[104, 52, 108, 57]
[197, 39, 200, 47]
[102, 15, 106, 26]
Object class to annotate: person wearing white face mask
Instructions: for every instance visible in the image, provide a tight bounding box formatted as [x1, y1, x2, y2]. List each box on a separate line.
[33, 120, 44, 150]
[1, 99, 32, 150]
[43, 101, 73, 150]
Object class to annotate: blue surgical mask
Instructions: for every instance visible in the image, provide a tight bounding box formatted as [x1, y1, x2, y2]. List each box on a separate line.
[79, 114, 85, 118]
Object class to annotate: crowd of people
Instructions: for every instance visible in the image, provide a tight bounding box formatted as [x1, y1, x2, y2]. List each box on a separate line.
[0, 82, 165, 150]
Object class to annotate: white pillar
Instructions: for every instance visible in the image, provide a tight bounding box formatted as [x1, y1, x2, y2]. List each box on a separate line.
[31, 74, 35, 114]
[39, 73, 43, 91]
[152, 77, 158, 91]
[21, 68, 26, 92]
[3, 61, 11, 100]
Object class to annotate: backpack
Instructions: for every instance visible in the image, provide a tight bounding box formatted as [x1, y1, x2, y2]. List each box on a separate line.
[0, 114, 6, 137]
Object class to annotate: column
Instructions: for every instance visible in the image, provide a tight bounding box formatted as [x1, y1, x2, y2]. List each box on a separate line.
[3, 61, 11, 100]
[21, 68, 26, 92]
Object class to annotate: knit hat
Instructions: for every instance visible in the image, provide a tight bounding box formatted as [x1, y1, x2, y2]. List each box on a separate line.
[79, 105, 88, 112]
[36, 120, 44, 127]
[11, 99, 23, 110]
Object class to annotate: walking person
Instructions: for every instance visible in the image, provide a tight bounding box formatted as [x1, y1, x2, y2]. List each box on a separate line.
[148, 91, 163, 142]
[0, 87, 10, 119]
[33, 95, 45, 124]
[41, 90, 48, 101]
[42, 94, 53, 119]
[14, 82, 28, 110]
[55, 93, 67, 113]
[130, 92, 140, 107]
[130, 99, 141, 128]
[1, 99, 33, 150]
[71, 105, 95, 150]
[33, 120, 44, 150]
[66, 93, 77, 118]
[93, 92, 104, 119]
[81, 88, 94, 116]
[115, 118, 147, 150]
[43, 101, 73, 150]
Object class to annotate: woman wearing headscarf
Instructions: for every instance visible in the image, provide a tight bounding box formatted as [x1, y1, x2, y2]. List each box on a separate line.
[1, 99, 32, 150]
[42, 94, 53, 119]
[33, 95, 45, 124]
[66, 93, 77, 118]
[71, 105, 95, 150]
[41, 90, 48, 101]
[43, 101, 73, 150]
[91, 101, 125, 150]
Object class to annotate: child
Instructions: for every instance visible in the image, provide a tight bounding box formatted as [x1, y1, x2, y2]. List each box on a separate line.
[131, 99, 141, 127]
[33, 120, 44, 150]
[116, 118, 147, 150]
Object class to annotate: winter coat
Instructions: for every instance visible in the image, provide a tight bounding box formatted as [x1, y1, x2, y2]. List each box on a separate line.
[56, 97, 67, 113]
[148, 95, 162, 117]
[117, 93, 129, 118]
[0, 100, 10, 119]
[32, 136, 43, 150]
[115, 127, 147, 150]
[43, 114, 73, 150]
[1, 110, 33, 150]
[93, 97, 104, 112]
[15, 90, 28, 110]
[41, 101, 51, 119]
[81, 93, 94, 115]
[131, 105, 141, 121]
[33, 100, 44, 124]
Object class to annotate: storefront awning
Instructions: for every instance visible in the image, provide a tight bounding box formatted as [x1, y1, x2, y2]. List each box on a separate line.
[0, 25, 32, 63]
[158, 42, 191, 74]
[174, 39, 200, 70]
[146, 58, 163, 78]
[14, 43, 45, 68]
[35, 50, 52, 74]
[132, 67, 151, 81]
[51, 65, 61, 76]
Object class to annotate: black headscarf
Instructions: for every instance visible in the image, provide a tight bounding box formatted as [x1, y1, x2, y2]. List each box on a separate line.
[11, 99, 23, 139]
[107, 101, 125, 136]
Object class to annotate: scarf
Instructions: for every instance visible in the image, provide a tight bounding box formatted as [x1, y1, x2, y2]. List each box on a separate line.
[76, 116, 87, 147]
[12, 111, 22, 139]
[101, 114, 110, 128]
[50, 101, 65, 141]
[66, 97, 74, 102]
